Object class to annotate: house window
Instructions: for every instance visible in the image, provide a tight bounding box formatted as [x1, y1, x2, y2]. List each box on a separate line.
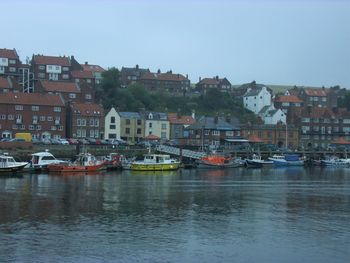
[0, 66, 4, 73]
[77, 119, 81, 126]
[110, 116, 115, 123]
[54, 107, 61, 112]
[205, 130, 210, 135]
[58, 126, 64, 131]
[9, 67, 16, 72]
[15, 105, 23, 111]
[38, 73, 45, 78]
[36, 125, 41, 130]
[161, 123, 167, 129]
[81, 129, 86, 137]
[32, 106, 39, 111]
[85, 94, 92, 100]
[62, 67, 69, 71]
[149, 122, 153, 128]
[51, 126, 57, 131]
[95, 130, 99, 138]
[226, 131, 234, 136]
[62, 74, 69, 79]
[161, 132, 166, 138]
[322, 97, 327, 102]
[110, 125, 116, 129]
[8, 114, 14, 120]
[81, 119, 86, 126]
[69, 93, 76, 99]
[1, 114, 6, 120]
[95, 119, 99, 127]
[125, 128, 130, 134]
[313, 118, 319, 123]
[12, 125, 18, 129]
[39, 65, 45, 70]
[137, 119, 141, 125]
[343, 119, 350, 124]
[87, 79, 92, 83]
[47, 116, 53, 121]
[137, 128, 142, 134]
[301, 118, 310, 123]
[29, 125, 34, 130]
[90, 119, 94, 126]
[126, 119, 131, 125]
[90, 130, 95, 138]
[9, 59, 16, 64]
[212, 130, 220, 136]
[333, 127, 339, 132]
[77, 129, 81, 137]
[49, 73, 59, 80]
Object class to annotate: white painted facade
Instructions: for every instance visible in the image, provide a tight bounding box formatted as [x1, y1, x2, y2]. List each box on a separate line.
[263, 109, 286, 125]
[104, 107, 121, 140]
[144, 112, 170, 140]
[243, 86, 271, 114]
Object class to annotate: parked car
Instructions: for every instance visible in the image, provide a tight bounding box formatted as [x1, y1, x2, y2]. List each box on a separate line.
[68, 138, 79, 145]
[58, 138, 69, 145]
[32, 138, 43, 144]
[9, 138, 25, 142]
[0, 138, 11, 142]
[42, 138, 51, 145]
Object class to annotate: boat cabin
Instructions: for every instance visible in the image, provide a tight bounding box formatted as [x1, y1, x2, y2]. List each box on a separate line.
[143, 154, 174, 163]
[0, 154, 17, 168]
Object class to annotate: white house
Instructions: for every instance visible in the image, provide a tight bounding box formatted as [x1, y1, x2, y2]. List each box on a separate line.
[259, 106, 286, 125]
[243, 86, 271, 114]
[143, 112, 170, 140]
[104, 107, 121, 140]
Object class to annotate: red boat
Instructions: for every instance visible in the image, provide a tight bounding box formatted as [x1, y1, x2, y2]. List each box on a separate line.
[197, 155, 243, 169]
[104, 153, 123, 170]
[48, 153, 106, 173]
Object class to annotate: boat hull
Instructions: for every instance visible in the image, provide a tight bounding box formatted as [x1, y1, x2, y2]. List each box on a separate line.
[131, 162, 180, 171]
[48, 163, 105, 173]
[0, 163, 28, 173]
[197, 160, 241, 169]
[245, 159, 273, 168]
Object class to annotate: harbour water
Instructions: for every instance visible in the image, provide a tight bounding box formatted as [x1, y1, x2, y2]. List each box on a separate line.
[0, 167, 350, 263]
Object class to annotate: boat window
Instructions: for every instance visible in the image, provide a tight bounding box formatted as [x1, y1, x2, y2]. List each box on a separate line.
[42, 156, 55, 160]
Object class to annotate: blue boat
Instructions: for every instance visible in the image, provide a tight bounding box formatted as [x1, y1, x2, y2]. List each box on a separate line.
[268, 154, 305, 166]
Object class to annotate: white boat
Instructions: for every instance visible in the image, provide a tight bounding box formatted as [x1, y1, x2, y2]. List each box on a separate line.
[268, 154, 305, 166]
[0, 153, 28, 173]
[26, 150, 66, 171]
[130, 154, 180, 171]
[321, 156, 350, 166]
[245, 154, 273, 168]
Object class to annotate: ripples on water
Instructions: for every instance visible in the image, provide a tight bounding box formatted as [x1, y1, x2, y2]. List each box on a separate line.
[0, 167, 350, 263]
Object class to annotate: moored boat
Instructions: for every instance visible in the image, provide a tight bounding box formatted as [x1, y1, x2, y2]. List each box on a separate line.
[245, 154, 273, 168]
[268, 154, 305, 166]
[25, 150, 66, 172]
[104, 153, 123, 170]
[197, 155, 242, 169]
[320, 156, 350, 166]
[0, 153, 28, 173]
[130, 154, 180, 171]
[48, 153, 106, 173]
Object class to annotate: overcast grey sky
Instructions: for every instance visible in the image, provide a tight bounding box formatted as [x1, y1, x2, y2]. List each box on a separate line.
[2, 0, 350, 87]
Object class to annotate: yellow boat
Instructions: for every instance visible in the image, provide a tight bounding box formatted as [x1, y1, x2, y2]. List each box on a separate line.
[130, 154, 180, 171]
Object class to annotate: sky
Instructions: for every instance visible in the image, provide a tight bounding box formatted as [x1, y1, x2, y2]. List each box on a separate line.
[2, 0, 350, 88]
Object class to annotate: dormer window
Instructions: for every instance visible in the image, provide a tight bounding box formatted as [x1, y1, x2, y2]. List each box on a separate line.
[148, 113, 153, 119]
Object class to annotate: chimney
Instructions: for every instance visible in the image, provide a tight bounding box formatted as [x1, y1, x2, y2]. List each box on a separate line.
[170, 70, 172, 74]
[136, 64, 139, 69]
[85, 62, 88, 65]
[177, 74, 179, 79]
[199, 77, 201, 82]
[157, 69, 161, 74]
[214, 113, 219, 124]
[186, 74, 188, 79]
[225, 114, 231, 123]
[216, 75, 219, 80]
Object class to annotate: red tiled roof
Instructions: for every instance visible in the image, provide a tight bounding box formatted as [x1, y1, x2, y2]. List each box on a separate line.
[40, 80, 80, 93]
[246, 134, 264, 143]
[0, 91, 64, 106]
[33, 55, 71, 66]
[305, 88, 327, 97]
[71, 70, 94, 79]
[71, 103, 104, 116]
[274, 95, 303, 103]
[168, 113, 195, 125]
[140, 72, 188, 82]
[0, 48, 19, 59]
[80, 64, 105, 73]
[197, 78, 222, 85]
[0, 76, 10, 89]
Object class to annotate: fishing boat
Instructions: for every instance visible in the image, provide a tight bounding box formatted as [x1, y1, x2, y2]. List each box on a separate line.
[320, 156, 350, 166]
[104, 153, 123, 170]
[130, 154, 180, 171]
[268, 154, 305, 166]
[48, 152, 106, 173]
[25, 150, 66, 172]
[197, 155, 242, 169]
[245, 154, 273, 168]
[0, 153, 28, 173]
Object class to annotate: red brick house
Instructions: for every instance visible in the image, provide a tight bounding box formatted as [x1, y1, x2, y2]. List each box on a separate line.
[80, 62, 105, 85]
[195, 76, 232, 93]
[71, 70, 95, 87]
[120, 64, 150, 87]
[0, 92, 65, 139]
[299, 88, 328, 108]
[0, 48, 21, 77]
[37, 80, 81, 103]
[139, 70, 190, 93]
[274, 95, 304, 114]
[66, 103, 104, 139]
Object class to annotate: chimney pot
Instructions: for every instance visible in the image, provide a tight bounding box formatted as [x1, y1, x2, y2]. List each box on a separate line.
[85, 62, 88, 65]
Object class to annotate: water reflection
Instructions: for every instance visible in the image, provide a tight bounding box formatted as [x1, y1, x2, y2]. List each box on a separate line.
[0, 167, 350, 262]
